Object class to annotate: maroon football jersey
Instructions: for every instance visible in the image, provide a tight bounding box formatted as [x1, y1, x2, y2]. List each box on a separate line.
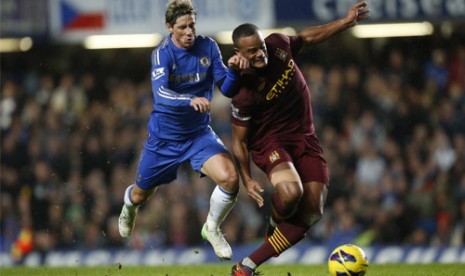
[231, 33, 316, 152]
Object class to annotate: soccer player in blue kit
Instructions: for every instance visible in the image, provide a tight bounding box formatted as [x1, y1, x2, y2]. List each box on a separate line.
[118, 0, 248, 260]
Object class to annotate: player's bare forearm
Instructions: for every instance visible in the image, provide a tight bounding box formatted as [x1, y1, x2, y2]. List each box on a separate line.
[231, 139, 252, 184]
[231, 131, 265, 206]
[231, 124, 256, 186]
[238, 158, 252, 187]
[299, 1, 369, 46]
[233, 148, 265, 208]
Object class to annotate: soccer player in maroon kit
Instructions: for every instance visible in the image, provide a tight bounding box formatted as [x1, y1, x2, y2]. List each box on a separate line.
[229, 2, 369, 275]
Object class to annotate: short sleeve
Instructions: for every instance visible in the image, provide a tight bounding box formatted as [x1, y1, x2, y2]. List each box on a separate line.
[231, 88, 253, 127]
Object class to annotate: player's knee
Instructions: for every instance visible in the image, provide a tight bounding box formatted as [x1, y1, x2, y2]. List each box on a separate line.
[273, 182, 303, 219]
[131, 187, 153, 205]
[131, 193, 146, 205]
[216, 169, 239, 193]
[279, 181, 303, 207]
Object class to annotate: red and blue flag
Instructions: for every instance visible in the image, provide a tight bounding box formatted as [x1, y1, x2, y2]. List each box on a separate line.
[60, 0, 105, 31]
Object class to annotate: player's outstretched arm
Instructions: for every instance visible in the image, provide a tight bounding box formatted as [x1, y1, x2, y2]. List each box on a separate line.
[217, 55, 249, 98]
[299, 1, 369, 46]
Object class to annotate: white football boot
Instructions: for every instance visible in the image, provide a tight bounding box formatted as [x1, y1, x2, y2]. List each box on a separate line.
[201, 223, 232, 260]
[118, 205, 138, 238]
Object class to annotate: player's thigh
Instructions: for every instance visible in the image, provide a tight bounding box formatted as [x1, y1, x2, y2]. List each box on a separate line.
[295, 154, 328, 183]
[253, 148, 300, 186]
[269, 162, 301, 187]
[292, 153, 329, 213]
[201, 152, 237, 185]
[189, 129, 235, 182]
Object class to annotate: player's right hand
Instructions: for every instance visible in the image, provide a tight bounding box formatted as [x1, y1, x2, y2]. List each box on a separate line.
[345, 1, 369, 27]
[244, 179, 265, 207]
[228, 54, 249, 70]
[190, 96, 210, 113]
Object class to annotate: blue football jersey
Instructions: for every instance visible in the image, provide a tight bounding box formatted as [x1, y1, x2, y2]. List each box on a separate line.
[149, 35, 238, 141]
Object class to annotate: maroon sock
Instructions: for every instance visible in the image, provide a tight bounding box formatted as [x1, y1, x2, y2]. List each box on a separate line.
[249, 222, 308, 266]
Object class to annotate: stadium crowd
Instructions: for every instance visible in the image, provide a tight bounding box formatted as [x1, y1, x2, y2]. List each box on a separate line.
[1, 32, 464, 262]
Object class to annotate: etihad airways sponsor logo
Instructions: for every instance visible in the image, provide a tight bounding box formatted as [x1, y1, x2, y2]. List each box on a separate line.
[266, 59, 295, 100]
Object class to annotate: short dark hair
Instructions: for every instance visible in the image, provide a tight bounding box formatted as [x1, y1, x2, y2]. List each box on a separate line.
[232, 23, 260, 47]
[165, 0, 196, 26]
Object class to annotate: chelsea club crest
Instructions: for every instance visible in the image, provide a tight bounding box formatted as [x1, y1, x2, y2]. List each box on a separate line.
[200, 56, 210, 67]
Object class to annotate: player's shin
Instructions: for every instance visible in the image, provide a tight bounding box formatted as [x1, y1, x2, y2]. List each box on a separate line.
[250, 222, 309, 265]
[206, 185, 238, 230]
[119, 184, 141, 237]
[123, 185, 139, 214]
[202, 185, 237, 260]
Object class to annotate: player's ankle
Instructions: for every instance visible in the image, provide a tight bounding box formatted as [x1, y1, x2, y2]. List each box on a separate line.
[242, 257, 257, 270]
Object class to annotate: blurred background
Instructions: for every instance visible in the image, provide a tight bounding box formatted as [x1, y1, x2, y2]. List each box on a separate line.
[1, 0, 465, 266]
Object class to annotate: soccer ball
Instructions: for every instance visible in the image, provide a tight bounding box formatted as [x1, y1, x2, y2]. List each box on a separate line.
[328, 244, 368, 276]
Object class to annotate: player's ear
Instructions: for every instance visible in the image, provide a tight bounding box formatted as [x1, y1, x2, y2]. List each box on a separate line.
[166, 23, 173, 33]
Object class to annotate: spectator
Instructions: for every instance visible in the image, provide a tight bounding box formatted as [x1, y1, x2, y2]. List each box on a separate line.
[50, 73, 87, 126]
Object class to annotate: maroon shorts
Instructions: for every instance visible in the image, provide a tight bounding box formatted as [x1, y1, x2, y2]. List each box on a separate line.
[251, 135, 329, 184]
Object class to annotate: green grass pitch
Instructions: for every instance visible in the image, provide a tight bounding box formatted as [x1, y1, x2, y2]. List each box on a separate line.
[1, 263, 464, 276]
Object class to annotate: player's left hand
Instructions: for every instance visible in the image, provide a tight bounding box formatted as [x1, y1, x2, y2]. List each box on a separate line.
[345, 1, 370, 27]
[244, 179, 265, 207]
[190, 96, 211, 113]
[228, 55, 249, 71]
